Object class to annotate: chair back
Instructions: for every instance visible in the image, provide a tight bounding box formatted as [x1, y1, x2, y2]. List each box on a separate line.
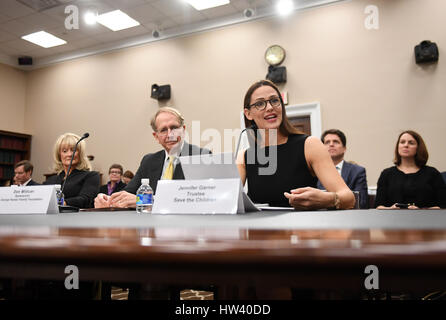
[441, 172, 446, 184]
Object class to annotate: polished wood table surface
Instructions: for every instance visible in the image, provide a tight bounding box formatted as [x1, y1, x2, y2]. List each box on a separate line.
[1, 210, 446, 293]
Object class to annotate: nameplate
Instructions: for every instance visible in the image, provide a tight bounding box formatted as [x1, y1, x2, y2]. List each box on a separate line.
[0, 186, 58, 215]
[152, 179, 240, 214]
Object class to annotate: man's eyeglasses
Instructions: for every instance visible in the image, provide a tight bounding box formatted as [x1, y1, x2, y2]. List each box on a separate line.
[109, 170, 122, 175]
[249, 97, 282, 111]
[157, 125, 182, 136]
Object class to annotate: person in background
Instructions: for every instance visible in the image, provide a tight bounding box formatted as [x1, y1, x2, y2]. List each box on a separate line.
[44, 132, 100, 209]
[122, 170, 134, 185]
[97, 163, 128, 300]
[13, 160, 40, 186]
[99, 164, 126, 196]
[375, 130, 446, 209]
[317, 129, 368, 209]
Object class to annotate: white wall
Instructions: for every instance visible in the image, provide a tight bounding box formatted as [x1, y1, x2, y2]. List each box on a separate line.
[0, 63, 26, 133]
[1, 0, 444, 185]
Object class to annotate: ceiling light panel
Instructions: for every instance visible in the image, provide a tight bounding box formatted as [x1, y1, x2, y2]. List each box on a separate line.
[21, 30, 66, 48]
[96, 10, 140, 31]
[184, 0, 230, 11]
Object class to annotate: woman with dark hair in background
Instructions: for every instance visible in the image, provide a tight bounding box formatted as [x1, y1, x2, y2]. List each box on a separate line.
[375, 130, 446, 209]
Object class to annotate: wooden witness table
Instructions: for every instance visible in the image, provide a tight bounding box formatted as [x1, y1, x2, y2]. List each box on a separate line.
[1, 209, 446, 297]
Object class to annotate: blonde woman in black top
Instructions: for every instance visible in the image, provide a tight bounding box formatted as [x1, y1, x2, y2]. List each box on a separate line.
[44, 132, 100, 208]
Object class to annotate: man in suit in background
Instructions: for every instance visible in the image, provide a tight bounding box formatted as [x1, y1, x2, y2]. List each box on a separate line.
[13, 160, 40, 186]
[317, 129, 368, 209]
[94, 106, 210, 208]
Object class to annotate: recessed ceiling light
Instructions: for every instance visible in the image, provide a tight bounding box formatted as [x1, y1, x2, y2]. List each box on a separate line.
[277, 0, 294, 16]
[21, 31, 67, 48]
[184, 0, 230, 11]
[96, 10, 140, 31]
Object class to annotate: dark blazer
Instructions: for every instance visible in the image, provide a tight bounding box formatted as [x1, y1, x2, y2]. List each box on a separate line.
[99, 181, 127, 195]
[26, 179, 40, 186]
[317, 161, 369, 209]
[44, 169, 100, 208]
[125, 142, 211, 194]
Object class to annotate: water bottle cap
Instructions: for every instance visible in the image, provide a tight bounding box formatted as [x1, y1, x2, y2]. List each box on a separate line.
[141, 178, 150, 184]
[54, 184, 61, 190]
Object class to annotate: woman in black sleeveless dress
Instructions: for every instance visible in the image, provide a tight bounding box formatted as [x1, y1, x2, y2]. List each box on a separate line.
[237, 80, 355, 210]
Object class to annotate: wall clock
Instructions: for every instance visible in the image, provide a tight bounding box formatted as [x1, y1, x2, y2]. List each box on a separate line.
[265, 45, 285, 66]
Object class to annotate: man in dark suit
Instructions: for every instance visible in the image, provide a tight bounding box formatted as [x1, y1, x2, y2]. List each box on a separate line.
[317, 129, 368, 209]
[94, 106, 210, 208]
[13, 160, 40, 186]
[94, 106, 211, 299]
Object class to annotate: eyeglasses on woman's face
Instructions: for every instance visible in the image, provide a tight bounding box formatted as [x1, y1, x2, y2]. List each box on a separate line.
[249, 96, 282, 111]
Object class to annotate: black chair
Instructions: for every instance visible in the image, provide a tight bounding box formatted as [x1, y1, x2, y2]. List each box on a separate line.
[441, 172, 446, 184]
[368, 193, 376, 209]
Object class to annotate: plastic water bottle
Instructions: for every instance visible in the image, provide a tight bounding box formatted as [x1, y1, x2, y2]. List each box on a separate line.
[136, 178, 153, 213]
[55, 184, 64, 206]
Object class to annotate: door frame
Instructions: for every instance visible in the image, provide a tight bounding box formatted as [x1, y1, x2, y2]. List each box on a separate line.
[285, 102, 321, 137]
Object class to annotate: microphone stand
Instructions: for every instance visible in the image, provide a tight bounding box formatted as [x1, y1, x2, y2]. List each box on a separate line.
[59, 133, 89, 213]
[234, 124, 257, 163]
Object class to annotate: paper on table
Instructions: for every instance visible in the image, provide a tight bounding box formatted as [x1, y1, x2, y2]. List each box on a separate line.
[254, 203, 269, 208]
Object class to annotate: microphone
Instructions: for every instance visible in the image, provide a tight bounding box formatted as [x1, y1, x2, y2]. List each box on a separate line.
[234, 123, 257, 162]
[59, 133, 89, 213]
